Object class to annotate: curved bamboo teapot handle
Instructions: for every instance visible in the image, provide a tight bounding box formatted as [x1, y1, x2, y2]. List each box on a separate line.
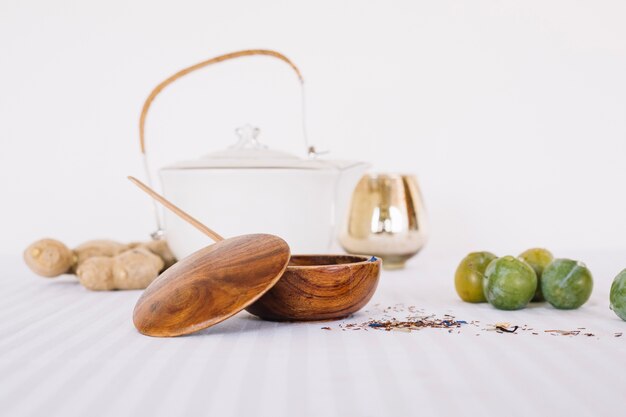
[139, 49, 304, 154]
[137, 49, 307, 238]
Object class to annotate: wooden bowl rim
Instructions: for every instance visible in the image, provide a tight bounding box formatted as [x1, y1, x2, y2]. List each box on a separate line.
[287, 254, 379, 269]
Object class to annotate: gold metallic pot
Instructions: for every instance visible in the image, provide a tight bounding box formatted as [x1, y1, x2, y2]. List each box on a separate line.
[340, 173, 427, 269]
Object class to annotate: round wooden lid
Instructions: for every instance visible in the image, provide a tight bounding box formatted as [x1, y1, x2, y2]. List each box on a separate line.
[133, 234, 290, 337]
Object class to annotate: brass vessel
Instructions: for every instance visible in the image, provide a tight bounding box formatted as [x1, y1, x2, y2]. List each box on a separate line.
[340, 174, 427, 269]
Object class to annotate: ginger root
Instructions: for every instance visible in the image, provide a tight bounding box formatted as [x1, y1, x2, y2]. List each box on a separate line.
[24, 239, 130, 277]
[24, 238, 177, 291]
[72, 240, 128, 272]
[23, 239, 75, 277]
[137, 239, 177, 269]
[76, 248, 164, 291]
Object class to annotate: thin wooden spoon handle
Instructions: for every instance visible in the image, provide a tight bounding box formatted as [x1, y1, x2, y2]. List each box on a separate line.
[128, 176, 225, 242]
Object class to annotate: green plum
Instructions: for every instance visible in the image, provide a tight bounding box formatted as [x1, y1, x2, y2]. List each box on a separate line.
[610, 269, 626, 321]
[483, 256, 537, 310]
[519, 248, 554, 301]
[455, 252, 498, 303]
[541, 259, 593, 309]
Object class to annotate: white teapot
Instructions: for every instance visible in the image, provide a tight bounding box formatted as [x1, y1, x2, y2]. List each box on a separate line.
[138, 50, 369, 259]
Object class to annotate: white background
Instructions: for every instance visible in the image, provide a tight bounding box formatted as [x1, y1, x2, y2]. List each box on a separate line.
[2, 0, 626, 262]
[2, 4, 626, 417]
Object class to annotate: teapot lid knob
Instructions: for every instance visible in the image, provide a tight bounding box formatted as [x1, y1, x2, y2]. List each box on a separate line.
[232, 124, 266, 150]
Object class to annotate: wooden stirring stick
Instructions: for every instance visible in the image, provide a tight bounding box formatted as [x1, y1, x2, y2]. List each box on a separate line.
[127, 176, 225, 243]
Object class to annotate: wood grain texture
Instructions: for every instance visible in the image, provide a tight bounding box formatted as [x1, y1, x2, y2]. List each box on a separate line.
[245, 255, 381, 321]
[133, 234, 290, 337]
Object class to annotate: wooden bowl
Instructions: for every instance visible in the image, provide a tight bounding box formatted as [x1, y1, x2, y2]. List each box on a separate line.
[245, 254, 381, 321]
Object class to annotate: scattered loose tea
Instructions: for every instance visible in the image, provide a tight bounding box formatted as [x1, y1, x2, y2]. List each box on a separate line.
[362, 316, 467, 333]
[321, 304, 612, 339]
[336, 306, 468, 333]
[496, 325, 519, 333]
[545, 329, 580, 336]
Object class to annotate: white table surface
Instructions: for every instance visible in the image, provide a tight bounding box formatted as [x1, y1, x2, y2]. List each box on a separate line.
[1, 251, 625, 417]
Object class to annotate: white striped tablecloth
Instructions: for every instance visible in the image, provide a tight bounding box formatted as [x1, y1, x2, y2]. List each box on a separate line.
[1, 252, 624, 417]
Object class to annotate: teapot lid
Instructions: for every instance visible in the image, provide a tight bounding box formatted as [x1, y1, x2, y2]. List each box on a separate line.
[162, 125, 366, 171]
